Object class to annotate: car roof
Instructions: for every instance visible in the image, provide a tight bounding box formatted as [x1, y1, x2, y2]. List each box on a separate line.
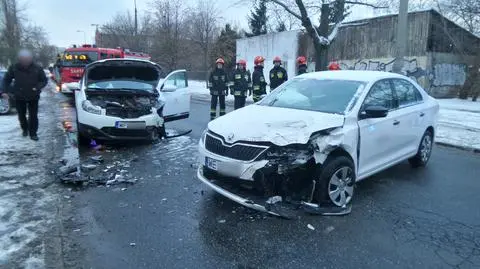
[299, 70, 407, 82]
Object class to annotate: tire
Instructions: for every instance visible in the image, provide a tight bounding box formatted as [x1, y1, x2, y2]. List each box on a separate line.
[409, 130, 433, 168]
[315, 156, 356, 207]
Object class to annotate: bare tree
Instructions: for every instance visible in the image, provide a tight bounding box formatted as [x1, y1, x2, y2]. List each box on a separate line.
[186, 0, 221, 74]
[439, 0, 480, 35]
[0, 0, 22, 64]
[264, 0, 387, 71]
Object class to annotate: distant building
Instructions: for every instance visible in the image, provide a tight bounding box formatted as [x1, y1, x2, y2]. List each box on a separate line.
[236, 10, 480, 98]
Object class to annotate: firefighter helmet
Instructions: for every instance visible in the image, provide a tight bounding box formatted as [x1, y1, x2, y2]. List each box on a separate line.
[297, 56, 307, 65]
[328, 61, 341, 71]
[216, 58, 225, 64]
[254, 56, 265, 65]
[237, 59, 247, 66]
[273, 56, 282, 64]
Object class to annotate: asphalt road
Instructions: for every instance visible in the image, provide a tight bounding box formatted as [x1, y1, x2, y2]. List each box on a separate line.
[64, 100, 480, 269]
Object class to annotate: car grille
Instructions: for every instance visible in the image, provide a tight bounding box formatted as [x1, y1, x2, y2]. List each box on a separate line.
[106, 108, 151, 119]
[205, 134, 267, 161]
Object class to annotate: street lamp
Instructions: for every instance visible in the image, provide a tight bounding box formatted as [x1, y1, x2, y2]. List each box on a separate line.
[76, 30, 86, 45]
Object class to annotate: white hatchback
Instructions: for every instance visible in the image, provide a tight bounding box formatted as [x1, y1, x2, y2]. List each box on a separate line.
[197, 71, 439, 215]
[75, 59, 191, 142]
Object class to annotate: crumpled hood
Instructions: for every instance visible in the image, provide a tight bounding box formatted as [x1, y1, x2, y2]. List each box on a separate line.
[208, 105, 345, 146]
[86, 60, 160, 86]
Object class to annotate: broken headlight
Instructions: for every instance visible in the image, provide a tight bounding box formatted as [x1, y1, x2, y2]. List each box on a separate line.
[265, 145, 313, 172]
[81, 100, 102, 115]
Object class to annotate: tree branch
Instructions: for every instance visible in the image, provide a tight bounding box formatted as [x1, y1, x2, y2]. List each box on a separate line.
[344, 1, 388, 9]
[267, 0, 302, 20]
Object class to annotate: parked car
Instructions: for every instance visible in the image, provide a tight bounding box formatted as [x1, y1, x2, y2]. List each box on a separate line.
[75, 59, 190, 142]
[197, 70, 439, 215]
[0, 69, 16, 115]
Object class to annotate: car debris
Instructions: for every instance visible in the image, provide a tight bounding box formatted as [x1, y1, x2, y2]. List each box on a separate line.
[307, 224, 315, 231]
[129, 243, 136, 247]
[218, 219, 226, 224]
[90, 155, 104, 163]
[81, 164, 97, 171]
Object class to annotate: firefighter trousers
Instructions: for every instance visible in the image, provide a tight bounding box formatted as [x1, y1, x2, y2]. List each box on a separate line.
[234, 96, 246, 110]
[210, 95, 225, 120]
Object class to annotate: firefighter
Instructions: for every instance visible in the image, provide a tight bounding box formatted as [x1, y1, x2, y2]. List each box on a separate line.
[208, 58, 229, 120]
[297, 56, 308, 75]
[328, 61, 341, 71]
[269, 56, 288, 90]
[252, 56, 267, 102]
[230, 59, 252, 110]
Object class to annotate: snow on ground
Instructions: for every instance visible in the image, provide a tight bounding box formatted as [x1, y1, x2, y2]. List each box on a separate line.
[188, 80, 480, 150]
[0, 86, 59, 267]
[436, 98, 480, 151]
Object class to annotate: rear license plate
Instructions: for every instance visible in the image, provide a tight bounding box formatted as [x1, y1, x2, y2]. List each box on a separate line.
[205, 157, 218, 171]
[115, 121, 146, 129]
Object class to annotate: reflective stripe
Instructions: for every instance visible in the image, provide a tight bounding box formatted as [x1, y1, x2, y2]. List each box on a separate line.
[234, 91, 243, 96]
[253, 86, 260, 90]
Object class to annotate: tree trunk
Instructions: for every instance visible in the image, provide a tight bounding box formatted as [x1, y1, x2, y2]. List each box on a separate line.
[315, 4, 330, 71]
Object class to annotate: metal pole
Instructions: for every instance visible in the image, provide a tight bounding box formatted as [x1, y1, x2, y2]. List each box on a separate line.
[134, 0, 138, 36]
[393, 0, 409, 74]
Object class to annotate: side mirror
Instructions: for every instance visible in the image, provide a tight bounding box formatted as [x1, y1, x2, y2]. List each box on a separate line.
[361, 106, 389, 119]
[161, 84, 177, 92]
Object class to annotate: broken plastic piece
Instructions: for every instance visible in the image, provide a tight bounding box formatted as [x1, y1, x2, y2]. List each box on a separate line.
[266, 196, 282, 205]
[81, 164, 97, 171]
[90, 156, 104, 163]
[307, 224, 315, 230]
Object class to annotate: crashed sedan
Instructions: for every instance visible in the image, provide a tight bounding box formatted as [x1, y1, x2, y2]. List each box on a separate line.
[197, 71, 439, 216]
[76, 59, 190, 141]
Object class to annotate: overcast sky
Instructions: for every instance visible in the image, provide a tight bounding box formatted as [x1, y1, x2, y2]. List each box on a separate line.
[26, 0, 375, 48]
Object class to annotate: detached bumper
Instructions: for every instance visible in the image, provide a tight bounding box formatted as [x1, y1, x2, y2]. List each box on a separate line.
[197, 167, 279, 215]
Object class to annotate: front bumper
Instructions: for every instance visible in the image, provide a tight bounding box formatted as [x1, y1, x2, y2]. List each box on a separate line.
[78, 123, 160, 140]
[60, 82, 79, 94]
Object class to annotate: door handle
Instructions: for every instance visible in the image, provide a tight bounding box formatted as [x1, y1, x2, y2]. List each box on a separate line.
[420, 112, 425, 117]
[393, 120, 400, 126]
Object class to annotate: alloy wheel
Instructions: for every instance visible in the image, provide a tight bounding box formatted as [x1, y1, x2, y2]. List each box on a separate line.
[328, 166, 354, 207]
[420, 134, 432, 163]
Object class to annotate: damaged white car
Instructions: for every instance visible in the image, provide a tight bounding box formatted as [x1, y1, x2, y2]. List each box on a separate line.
[197, 71, 439, 216]
[75, 59, 190, 141]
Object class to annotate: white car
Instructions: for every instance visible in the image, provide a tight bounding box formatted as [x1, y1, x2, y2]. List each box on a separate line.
[75, 59, 190, 141]
[197, 71, 439, 215]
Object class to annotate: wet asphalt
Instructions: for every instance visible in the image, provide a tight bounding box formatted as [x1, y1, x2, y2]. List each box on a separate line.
[61, 99, 480, 269]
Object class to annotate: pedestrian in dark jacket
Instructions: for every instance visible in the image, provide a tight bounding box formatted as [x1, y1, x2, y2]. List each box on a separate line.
[230, 59, 252, 110]
[208, 58, 229, 120]
[252, 56, 267, 102]
[297, 56, 308, 75]
[269, 56, 288, 90]
[1, 49, 48, 141]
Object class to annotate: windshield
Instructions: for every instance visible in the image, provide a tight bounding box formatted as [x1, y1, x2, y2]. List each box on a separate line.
[259, 78, 365, 114]
[87, 80, 155, 92]
[62, 51, 99, 67]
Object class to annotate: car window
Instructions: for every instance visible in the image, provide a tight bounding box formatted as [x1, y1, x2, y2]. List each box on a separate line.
[259, 78, 365, 114]
[362, 80, 395, 110]
[164, 72, 187, 88]
[392, 79, 423, 107]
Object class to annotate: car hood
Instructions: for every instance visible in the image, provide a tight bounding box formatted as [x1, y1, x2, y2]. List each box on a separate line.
[207, 105, 345, 146]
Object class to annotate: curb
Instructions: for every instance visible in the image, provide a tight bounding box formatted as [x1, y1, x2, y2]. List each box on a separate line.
[435, 141, 480, 153]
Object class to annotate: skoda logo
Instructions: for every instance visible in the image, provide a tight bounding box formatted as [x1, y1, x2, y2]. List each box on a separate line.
[227, 133, 235, 142]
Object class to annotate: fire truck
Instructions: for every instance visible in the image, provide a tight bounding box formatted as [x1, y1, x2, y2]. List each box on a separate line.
[57, 44, 151, 94]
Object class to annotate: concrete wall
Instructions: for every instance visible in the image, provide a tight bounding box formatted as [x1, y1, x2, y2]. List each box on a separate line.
[236, 30, 300, 80]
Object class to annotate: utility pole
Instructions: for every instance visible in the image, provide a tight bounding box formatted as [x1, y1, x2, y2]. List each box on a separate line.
[393, 0, 409, 73]
[134, 0, 138, 36]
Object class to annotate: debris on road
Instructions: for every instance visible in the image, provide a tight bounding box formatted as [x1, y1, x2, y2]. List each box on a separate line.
[129, 243, 136, 247]
[81, 164, 97, 171]
[324, 226, 335, 234]
[121, 188, 127, 191]
[266, 196, 282, 205]
[218, 219, 226, 224]
[90, 155, 104, 163]
[307, 224, 315, 231]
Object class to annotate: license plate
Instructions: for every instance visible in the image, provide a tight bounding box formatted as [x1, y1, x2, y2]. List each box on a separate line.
[205, 157, 218, 171]
[115, 121, 146, 129]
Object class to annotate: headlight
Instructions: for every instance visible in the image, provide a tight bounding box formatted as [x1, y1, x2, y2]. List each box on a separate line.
[61, 84, 68, 91]
[81, 100, 102, 115]
[200, 129, 208, 145]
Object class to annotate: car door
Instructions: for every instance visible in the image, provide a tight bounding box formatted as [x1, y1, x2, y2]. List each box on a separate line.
[391, 79, 426, 156]
[357, 79, 399, 178]
[159, 70, 190, 122]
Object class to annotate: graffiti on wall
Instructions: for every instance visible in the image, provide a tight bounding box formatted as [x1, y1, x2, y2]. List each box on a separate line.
[339, 58, 467, 97]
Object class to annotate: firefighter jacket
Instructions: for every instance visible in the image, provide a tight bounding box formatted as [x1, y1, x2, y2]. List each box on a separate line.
[269, 66, 288, 90]
[208, 68, 229, 95]
[297, 64, 308, 75]
[252, 66, 267, 97]
[230, 68, 251, 97]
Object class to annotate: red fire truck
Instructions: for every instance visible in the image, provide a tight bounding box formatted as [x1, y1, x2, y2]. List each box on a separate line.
[57, 44, 151, 94]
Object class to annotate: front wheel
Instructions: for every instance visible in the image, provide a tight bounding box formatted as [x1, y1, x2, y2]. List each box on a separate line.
[315, 156, 356, 207]
[409, 130, 433, 168]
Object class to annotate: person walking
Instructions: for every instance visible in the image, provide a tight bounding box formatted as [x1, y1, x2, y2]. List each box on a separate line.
[1, 49, 48, 141]
[269, 56, 288, 90]
[230, 59, 251, 110]
[252, 56, 267, 102]
[297, 56, 308, 75]
[207, 58, 229, 120]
